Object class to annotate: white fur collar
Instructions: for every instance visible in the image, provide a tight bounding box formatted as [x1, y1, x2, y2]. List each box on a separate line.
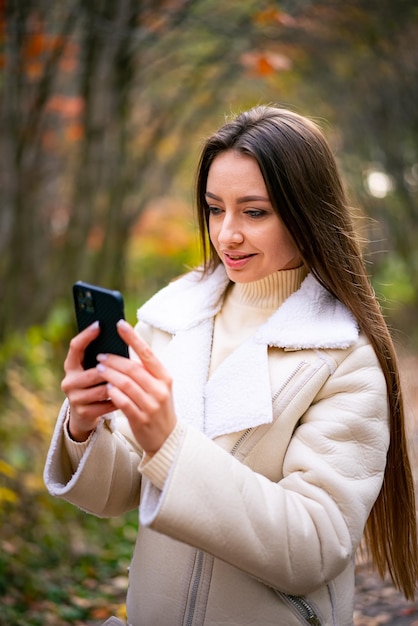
[137, 265, 359, 350]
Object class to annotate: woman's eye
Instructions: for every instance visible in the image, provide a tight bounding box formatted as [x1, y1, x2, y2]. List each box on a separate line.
[207, 205, 223, 216]
[245, 209, 266, 218]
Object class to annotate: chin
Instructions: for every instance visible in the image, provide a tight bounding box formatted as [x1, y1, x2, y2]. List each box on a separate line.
[226, 270, 261, 284]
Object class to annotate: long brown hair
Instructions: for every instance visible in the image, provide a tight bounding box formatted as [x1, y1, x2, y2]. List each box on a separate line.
[195, 105, 418, 599]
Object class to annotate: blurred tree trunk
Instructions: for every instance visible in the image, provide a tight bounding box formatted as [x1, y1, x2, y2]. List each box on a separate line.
[1, 2, 79, 334]
[0, 0, 268, 339]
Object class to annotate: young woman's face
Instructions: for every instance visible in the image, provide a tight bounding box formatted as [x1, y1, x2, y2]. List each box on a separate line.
[206, 150, 302, 283]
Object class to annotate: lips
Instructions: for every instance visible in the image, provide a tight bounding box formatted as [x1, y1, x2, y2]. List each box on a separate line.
[223, 251, 255, 269]
[226, 253, 249, 259]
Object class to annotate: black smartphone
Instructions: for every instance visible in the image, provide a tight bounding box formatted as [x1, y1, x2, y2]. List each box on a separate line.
[73, 281, 129, 369]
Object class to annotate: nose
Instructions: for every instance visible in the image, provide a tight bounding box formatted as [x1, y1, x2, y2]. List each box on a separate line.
[218, 213, 244, 245]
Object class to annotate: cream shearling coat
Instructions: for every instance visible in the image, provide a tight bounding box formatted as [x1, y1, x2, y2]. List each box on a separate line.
[44, 266, 390, 626]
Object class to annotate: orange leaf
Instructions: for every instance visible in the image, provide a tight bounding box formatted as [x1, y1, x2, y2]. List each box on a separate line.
[25, 32, 46, 58]
[91, 607, 112, 619]
[257, 55, 275, 76]
[25, 60, 43, 79]
[65, 122, 84, 143]
[47, 95, 84, 118]
[254, 8, 280, 25]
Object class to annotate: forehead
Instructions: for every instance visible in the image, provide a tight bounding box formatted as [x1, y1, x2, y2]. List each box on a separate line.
[207, 151, 266, 189]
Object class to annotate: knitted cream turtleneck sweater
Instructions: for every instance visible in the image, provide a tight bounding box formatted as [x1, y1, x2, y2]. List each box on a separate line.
[209, 265, 308, 377]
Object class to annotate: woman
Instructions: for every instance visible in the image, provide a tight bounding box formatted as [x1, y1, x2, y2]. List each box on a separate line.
[44, 106, 417, 625]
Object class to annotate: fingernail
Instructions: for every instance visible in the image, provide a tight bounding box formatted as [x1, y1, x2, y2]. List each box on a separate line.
[96, 353, 108, 362]
[96, 363, 106, 372]
[117, 319, 129, 329]
[90, 321, 100, 331]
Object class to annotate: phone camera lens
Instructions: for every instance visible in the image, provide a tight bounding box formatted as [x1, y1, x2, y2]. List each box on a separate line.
[77, 292, 86, 310]
[85, 291, 95, 314]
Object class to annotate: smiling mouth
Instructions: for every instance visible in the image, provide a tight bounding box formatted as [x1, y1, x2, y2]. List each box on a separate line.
[223, 252, 256, 268]
[224, 252, 255, 259]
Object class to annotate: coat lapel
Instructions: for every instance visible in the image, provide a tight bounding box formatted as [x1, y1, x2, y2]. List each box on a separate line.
[158, 319, 213, 432]
[204, 336, 272, 439]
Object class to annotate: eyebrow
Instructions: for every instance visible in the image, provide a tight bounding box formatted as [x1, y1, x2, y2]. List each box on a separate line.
[205, 191, 270, 204]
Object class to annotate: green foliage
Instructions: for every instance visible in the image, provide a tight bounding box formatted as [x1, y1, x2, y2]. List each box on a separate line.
[0, 315, 133, 625]
[372, 253, 418, 348]
[0, 494, 135, 624]
[373, 253, 416, 309]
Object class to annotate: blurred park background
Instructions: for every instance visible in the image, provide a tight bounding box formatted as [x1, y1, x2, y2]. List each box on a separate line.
[1, 1, 418, 624]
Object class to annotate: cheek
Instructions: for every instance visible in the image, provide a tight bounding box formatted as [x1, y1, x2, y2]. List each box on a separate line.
[269, 229, 299, 261]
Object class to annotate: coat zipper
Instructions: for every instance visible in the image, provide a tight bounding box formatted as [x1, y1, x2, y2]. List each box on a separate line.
[183, 430, 250, 626]
[230, 360, 307, 458]
[276, 590, 322, 625]
[230, 428, 252, 456]
[184, 550, 204, 626]
[272, 360, 307, 403]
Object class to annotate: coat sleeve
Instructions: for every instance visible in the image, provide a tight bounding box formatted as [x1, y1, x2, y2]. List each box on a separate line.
[139, 340, 390, 595]
[43, 322, 160, 517]
[43, 399, 143, 517]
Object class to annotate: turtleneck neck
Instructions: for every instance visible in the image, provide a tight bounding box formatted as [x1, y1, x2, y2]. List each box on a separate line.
[209, 265, 308, 376]
[228, 265, 308, 312]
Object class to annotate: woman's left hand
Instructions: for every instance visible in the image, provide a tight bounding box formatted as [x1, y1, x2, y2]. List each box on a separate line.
[96, 319, 177, 456]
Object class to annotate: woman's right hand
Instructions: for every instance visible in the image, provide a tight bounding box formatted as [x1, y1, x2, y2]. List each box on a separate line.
[61, 321, 116, 442]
